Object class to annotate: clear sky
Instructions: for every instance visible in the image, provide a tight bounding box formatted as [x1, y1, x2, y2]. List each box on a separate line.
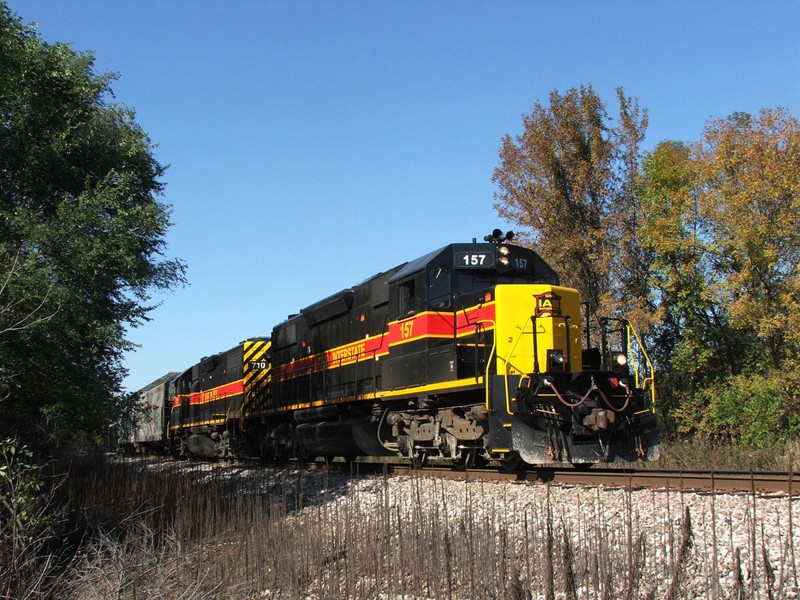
[12, 1, 800, 392]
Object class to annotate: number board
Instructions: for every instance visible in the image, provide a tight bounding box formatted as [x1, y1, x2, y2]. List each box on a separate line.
[454, 251, 495, 268]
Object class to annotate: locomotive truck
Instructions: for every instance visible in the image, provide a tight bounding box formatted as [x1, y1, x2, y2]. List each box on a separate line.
[133, 231, 660, 468]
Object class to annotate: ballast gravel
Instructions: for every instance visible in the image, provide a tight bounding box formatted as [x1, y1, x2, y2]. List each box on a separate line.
[283, 467, 800, 600]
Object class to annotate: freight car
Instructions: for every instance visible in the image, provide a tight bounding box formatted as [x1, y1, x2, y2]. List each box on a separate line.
[134, 231, 660, 468]
[129, 372, 178, 453]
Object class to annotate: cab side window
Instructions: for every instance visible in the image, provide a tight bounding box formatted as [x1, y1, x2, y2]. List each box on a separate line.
[399, 280, 415, 317]
[429, 268, 450, 309]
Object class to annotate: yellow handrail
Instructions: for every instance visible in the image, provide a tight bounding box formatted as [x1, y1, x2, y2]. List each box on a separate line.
[625, 323, 656, 411]
[480, 319, 497, 411]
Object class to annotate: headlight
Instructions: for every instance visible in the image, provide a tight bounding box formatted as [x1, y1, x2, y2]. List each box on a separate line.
[547, 349, 566, 372]
[497, 245, 510, 265]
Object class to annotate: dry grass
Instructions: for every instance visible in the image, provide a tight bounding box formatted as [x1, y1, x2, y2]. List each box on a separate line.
[4, 445, 799, 599]
[46, 455, 798, 599]
[638, 438, 800, 472]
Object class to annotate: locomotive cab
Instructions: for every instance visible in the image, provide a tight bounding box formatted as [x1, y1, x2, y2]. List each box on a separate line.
[382, 234, 559, 391]
[379, 230, 660, 466]
[487, 282, 660, 465]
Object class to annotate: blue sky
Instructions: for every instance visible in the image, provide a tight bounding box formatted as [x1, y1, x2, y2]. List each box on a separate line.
[14, 1, 800, 392]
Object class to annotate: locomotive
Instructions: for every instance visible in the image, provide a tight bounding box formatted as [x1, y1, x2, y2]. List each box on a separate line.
[132, 231, 660, 468]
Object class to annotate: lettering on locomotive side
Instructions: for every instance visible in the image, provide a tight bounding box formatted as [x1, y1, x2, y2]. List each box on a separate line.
[328, 341, 367, 363]
[249, 361, 269, 370]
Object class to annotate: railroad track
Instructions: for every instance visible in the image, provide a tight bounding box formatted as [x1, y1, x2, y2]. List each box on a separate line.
[120, 455, 800, 496]
[527, 468, 800, 495]
[311, 460, 800, 495]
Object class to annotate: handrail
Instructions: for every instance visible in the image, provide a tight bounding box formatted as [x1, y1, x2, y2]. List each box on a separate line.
[497, 316, 543, 416]
[478, 319, 497, 411]
[626, 323, 656, 410]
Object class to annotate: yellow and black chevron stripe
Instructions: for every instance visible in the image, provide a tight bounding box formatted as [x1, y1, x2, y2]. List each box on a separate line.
[243, 338, 271, 418]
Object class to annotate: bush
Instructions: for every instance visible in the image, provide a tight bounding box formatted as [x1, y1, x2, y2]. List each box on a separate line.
[0, 437, 67, 599]
[671, 372, 800, 449]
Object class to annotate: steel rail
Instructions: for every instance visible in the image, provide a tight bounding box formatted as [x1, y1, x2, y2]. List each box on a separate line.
[121, 456, 800, 496]
[528, 468, 800, 496]
[315, 461, 800, 495]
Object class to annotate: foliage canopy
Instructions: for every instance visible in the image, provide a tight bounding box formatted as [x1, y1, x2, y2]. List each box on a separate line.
[0, 4, 185, 447]
[495, 88, 800, 448]
[492, 85, 650, 331]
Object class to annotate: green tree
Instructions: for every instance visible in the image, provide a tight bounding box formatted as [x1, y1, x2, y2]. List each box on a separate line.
[0, 4, 185, 447]
[640, 110, 800, 445]
[694, 109, 800, 371]
[639, 141, 745, 432]
[492, 85, 651, 332]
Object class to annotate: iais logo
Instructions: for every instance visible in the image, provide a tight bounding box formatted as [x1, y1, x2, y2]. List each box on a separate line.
[533, 291, 562, 318]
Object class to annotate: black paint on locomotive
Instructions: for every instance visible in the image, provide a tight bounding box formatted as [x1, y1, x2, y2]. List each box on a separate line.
[133, 234, 660, 467]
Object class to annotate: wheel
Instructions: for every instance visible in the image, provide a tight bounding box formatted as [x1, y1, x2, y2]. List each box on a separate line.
[500, 451, 523, 472]
[451, 449, 478, 470]
[571, 462, 593, 470]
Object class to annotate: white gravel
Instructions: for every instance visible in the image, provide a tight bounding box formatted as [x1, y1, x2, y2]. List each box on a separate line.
[291, 469, 800, 600]
[127, 459, 800, 599]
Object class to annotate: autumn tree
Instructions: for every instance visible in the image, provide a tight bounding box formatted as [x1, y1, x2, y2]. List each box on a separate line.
[639, 141, 741, 434]
[492, 85, 651, 333]
[0, 4, 185, 447]
[689, 109, 800, 445]
[695, 109, 800, 370]
[640, 110, 800, 446]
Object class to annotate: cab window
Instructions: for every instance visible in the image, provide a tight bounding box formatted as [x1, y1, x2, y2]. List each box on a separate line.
[457, 273, 492, 295]
[397, 279, 416, 317]
[429, 268, 450, 309]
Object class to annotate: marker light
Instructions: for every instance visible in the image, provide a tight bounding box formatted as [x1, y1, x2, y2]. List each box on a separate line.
[610, 351, 628, 373]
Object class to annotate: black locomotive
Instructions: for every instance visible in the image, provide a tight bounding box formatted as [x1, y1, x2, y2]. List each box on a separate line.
[132, 231, 660, 468]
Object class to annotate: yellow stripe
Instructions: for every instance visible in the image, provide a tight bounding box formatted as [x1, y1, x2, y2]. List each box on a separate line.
[170, 417, 226, 430]
[261, 376, 486, 414]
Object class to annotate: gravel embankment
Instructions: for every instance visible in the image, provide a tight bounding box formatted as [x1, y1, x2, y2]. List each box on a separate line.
[286, 468, 799, 599]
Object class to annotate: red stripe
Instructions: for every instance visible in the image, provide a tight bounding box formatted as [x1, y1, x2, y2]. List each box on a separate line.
[189, 380, 243, 405]
[171, 380, 244, 407]
[274, 303, 497, 379]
